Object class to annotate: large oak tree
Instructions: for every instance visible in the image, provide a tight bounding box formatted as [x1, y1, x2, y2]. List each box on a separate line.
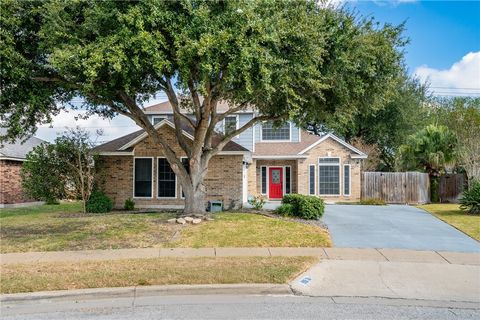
[1, 0, 405, 213]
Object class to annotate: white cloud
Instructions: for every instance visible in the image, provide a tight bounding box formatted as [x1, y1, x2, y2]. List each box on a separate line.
[414, 51, 480, 97]
[36, 109, 140, 144]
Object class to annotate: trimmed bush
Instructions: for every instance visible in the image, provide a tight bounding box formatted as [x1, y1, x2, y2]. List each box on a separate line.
[359, 198, 386, 205]
[281, 194, 324, 219]
[124, 198, 135, 211]
[86, 191, 113, 213]
[459, 180, 480, 214]
[276, 203, 294, 216]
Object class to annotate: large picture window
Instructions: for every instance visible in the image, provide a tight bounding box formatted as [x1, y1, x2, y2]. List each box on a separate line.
[134, 158, 153, 198]
[157, 158, 176, 198]
[261, 122, 290, 141]
[344, 164, 350, 196]
[318, 157, 340, 195]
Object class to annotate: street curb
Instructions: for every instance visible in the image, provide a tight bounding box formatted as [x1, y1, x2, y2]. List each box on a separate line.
[0, 284, 293, 303]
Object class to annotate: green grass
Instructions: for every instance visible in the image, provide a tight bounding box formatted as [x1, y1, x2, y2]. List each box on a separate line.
[0, 256, 317, 294]
[0, 202, 331, 253]
[419, 204, 480, 241]
[169, 212, 331, 248]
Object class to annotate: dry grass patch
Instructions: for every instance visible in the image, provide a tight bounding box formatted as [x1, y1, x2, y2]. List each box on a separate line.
[0, 256, 317, 294]
[0, 202, 179, 253]
[419, 204, 480, 240]
[168, 213, 331, 248]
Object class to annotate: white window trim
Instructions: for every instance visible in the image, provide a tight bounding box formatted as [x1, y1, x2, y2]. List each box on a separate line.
[223, 115, 240, 138]
[180, 157, 188, 199]
[343, 164, 351, 196]
[133, 157, 154, 199]
[157, 157, 177, 199]
[308, 164, 316, 195]
[260, 121, 292, 142]
[318, 156, 341, 197]
[152, 116, 166, 125]
[260, 166, 268, 195]
[283, 165, 292, 195]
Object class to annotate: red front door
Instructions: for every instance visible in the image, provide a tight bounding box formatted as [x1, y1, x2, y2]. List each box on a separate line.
[269, 167, 283, 199]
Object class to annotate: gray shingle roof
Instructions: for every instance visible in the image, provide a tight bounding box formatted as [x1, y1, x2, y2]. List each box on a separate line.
[0, 129, 46, 160]
[93, 120, 248, 153]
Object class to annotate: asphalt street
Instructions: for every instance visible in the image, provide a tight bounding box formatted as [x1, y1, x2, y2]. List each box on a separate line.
[2, 294, 479, 320]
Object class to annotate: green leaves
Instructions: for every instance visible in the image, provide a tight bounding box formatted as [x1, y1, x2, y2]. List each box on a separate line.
[397, 124, 457, 176]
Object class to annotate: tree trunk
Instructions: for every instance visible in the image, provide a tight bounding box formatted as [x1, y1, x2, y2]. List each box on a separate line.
[183, 187, 207, 215]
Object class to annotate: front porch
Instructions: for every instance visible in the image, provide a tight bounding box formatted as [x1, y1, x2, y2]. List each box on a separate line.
[247, 159, 298, 201]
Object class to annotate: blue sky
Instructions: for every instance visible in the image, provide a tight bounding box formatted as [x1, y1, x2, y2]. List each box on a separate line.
[346, 0, 480, 72]
[36, 0, 480, 142]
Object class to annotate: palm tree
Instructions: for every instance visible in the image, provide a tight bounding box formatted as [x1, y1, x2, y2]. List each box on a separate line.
[398, 125, 457, 202]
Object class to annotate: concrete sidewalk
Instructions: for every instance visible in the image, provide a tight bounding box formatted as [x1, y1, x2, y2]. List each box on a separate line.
[1, 247, 479, 265]
[291, 259, 480, 303]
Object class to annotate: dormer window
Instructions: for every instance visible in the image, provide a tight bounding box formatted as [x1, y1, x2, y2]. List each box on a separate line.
[223, 115, 239, 136]
[261, 122, 291, 141]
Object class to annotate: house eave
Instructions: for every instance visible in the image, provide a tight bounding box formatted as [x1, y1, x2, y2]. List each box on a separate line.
[252, 155, 308, 160]
[0, 156, 25, 162]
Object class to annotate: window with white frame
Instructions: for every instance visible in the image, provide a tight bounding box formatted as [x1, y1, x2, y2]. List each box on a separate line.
[261, 167, 267, 194]
[223, 116, 238, 136]
[152, 116, 166, 125]
[343, 164, 350, 196]
[285, 166, 291, 194]
[157, 158, 176, 198]
[134, 158, 153, 198]
[261, 122, 290, 141]
[309, 165, 315, 195]
[318, 157, 340, 195]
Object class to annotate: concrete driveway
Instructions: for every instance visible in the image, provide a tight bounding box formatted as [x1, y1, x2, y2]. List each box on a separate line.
[323, 205, 480, 253]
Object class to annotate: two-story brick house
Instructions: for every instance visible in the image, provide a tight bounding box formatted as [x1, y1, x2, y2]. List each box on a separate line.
[94, 100, 367, 209]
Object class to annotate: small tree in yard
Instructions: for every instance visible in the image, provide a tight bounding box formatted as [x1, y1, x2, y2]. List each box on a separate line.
[55, 128, 98, 213]
[397, 125, 457, 202]
[1, 1, 406, 214]
[21, 143, 66, 204]
[21, 128, 98, 212]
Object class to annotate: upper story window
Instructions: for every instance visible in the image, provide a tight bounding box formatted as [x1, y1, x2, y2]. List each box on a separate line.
[152, 116, 166, 125]
[223, 116, 238, 136]
[261, 122, 290, 141]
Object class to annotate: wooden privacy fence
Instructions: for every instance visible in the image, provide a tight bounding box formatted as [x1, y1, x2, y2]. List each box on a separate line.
[439, 173, 467, 203]
[362, 172, 430, 204]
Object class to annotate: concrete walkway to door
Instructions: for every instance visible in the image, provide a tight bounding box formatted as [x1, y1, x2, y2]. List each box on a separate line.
[323, 205, 480, 253]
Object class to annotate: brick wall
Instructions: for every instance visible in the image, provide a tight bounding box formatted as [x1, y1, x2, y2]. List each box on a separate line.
[0, 159, 33, 204]
[97, 126, 244, 209]
[298, 138, 362, 201]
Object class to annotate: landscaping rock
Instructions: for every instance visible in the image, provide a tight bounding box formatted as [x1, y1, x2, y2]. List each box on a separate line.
[192, 218, 202, 224]
[205, 217, 215, 221]
[184, 217, 194, 223]
[167, 218, 177, 224]
[176, 218, 186, 225]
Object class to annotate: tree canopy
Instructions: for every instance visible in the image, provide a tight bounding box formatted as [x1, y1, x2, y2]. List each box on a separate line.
[1, 0, 408, 213]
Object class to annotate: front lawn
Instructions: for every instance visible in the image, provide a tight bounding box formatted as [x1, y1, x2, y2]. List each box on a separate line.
[0, 256, 316, 294]
[419, 204, 480, 241]
[0, 202, 331, 253]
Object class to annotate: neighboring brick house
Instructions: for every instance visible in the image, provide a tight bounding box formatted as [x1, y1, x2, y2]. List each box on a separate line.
[0, 130, 45, 208]
[94, 100, 367, 210]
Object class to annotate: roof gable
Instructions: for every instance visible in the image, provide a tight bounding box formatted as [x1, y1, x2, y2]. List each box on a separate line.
[93, 119, 249, 154]
[298, 133, 367, 158]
